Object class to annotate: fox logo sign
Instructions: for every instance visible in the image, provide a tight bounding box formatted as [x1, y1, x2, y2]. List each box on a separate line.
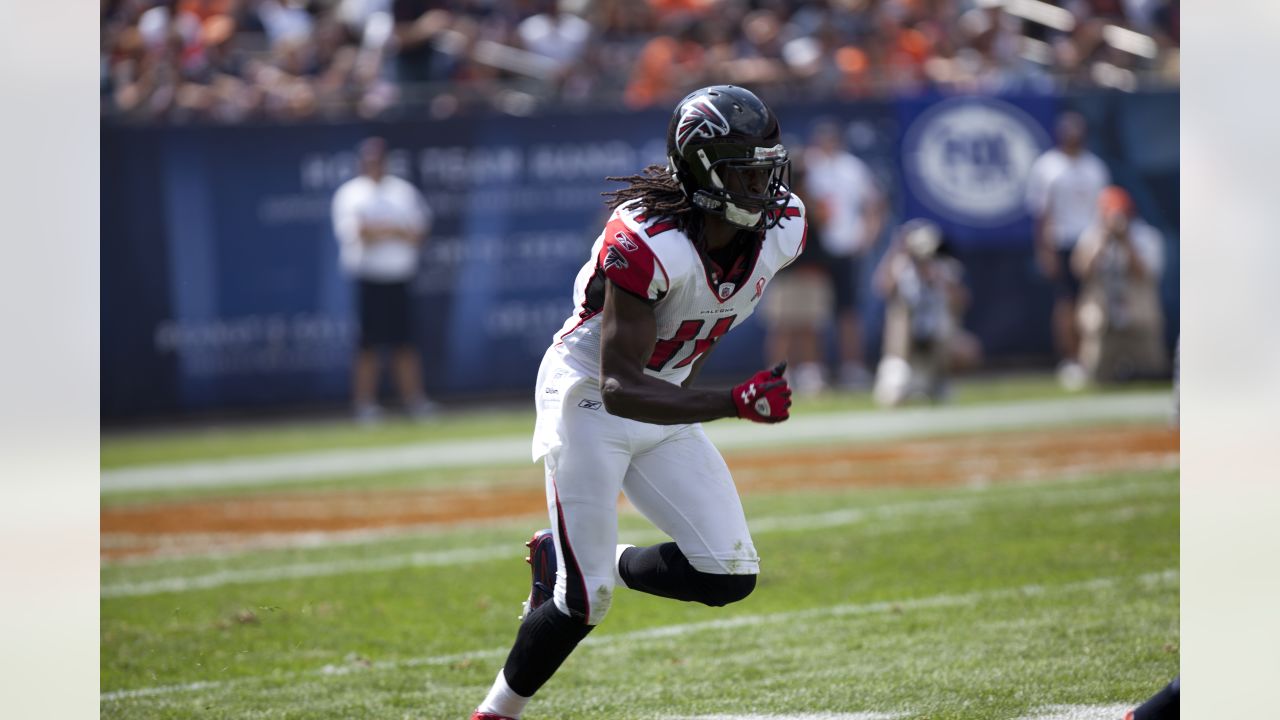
[902, 97, 1050, 227]
[674, 96, 731, 154]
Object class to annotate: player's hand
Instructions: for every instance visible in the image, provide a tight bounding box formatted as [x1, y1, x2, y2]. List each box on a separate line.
[731, 362, 791, 424]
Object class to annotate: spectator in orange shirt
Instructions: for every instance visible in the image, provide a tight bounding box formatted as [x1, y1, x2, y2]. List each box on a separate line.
[1072, 186, 1168, 384]
[624, 19, 705, 109]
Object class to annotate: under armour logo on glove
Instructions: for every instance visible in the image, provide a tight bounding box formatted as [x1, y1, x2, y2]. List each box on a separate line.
[731, 362, 791, 424]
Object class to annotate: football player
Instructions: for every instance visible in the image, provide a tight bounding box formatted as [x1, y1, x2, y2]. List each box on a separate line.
[470, 85, 806, 719]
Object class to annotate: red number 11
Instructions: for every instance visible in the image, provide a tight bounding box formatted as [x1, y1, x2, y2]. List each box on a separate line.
[646, 315, 736, 371]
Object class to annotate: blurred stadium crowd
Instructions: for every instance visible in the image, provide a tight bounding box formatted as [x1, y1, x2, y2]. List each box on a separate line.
[101, 0, 1180, 122]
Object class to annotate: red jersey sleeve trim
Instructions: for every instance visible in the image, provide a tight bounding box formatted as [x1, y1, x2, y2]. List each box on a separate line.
[599, 217, 667, 301]
[645, 220, 678, 237]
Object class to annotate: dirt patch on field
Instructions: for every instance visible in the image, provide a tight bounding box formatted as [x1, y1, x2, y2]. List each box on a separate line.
[101, 425, 1177, 560]
[730, 425, 1176, 492]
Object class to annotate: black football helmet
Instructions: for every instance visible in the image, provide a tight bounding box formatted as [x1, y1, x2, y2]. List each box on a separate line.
[666, 85, 792, 231]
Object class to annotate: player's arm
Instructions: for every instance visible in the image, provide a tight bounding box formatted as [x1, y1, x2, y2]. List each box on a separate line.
[599, 282, 736, 424]
[599, 282, 790, 425]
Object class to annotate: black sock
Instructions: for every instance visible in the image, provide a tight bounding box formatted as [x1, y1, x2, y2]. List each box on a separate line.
[1133, 676, 1179, 720]
[618, 542, 756, 606]
[501, 601, 594, 697]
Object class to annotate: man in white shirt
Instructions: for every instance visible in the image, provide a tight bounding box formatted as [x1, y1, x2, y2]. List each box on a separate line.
[803, 120, 885, 389]
[1024, 111, 1111, 389]
[331, 137, 435, 421]
[515, 0, 591, 79]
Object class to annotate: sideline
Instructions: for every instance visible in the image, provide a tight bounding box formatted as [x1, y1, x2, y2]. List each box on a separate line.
[102, 393, 1171, 492]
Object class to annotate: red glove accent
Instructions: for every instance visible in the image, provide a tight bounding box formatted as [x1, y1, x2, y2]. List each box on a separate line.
[731, 362, 792, 423]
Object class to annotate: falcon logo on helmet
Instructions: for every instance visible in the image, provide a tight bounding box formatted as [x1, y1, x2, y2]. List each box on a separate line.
[674, 96, 731, 154]
[666, 85, 793, 231]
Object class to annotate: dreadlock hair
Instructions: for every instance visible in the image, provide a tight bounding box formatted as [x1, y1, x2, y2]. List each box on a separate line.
[602, 164, 705, 242]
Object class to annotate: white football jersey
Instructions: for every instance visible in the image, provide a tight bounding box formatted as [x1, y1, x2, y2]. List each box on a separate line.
[551, 195, 807, 386]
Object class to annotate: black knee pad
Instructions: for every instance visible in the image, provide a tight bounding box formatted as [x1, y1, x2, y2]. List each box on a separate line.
[693, 572, 757, 607]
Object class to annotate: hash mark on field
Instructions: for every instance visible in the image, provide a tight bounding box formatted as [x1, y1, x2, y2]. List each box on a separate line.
[666, 714, 908, 720]
[100, 570, 1177, 704]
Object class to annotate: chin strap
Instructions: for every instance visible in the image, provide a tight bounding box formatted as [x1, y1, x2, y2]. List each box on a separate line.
[724, 202, 763, 229]
[693, 191, 765, 230]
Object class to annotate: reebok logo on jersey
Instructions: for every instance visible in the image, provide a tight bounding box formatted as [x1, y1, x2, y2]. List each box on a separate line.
[578, 399, 602, 410]
[674, 96, 731, 154]
[603, 246, 629, 271]
[614, 232, 639, 252]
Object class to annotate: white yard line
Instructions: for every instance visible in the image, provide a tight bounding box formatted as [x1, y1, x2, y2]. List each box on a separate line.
[102, 513, 538, 564]
[665, 709, 1135, 720]
[666, 714, 909, 720]
[1013, 705, 1133, 720]
[706, 393, 1169, 453]
[101, 545, 516, 598]
[101, 476, 1176, 597]
[100, 569, 1177, 703]
[101, 393, 1172, 492]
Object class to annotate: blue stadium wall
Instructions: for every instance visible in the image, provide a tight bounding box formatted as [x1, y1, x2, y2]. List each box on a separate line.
[101, 90, 1178, 421]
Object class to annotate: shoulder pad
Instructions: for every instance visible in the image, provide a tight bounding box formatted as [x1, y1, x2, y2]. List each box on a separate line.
[599, 213, 670, 302]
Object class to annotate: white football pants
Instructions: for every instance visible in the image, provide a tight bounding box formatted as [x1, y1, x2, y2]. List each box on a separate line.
[531, 346, 759, 625]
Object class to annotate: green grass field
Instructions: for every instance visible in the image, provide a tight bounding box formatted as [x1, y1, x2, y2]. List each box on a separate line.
[101, 382, 1178, 720]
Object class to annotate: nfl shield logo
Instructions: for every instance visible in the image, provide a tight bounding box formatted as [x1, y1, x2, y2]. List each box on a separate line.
[718, 282, 735, 299]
